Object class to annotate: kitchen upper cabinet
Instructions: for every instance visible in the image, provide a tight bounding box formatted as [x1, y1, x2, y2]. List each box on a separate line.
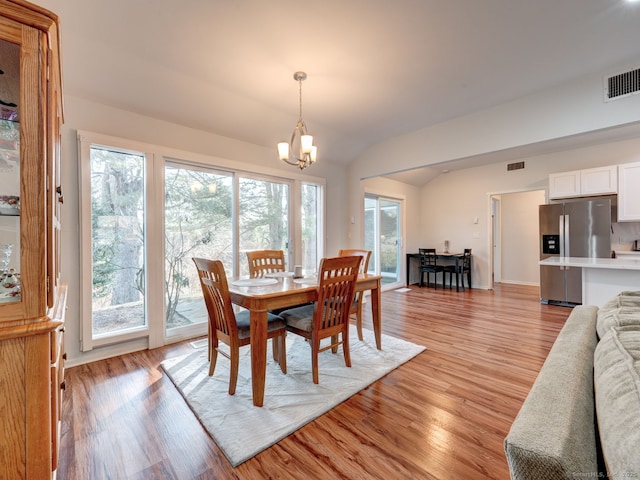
[549, 165, 618, 199]
[549, 170, 581, 198]
[581, 165, 617, 196]
[618, 161, 640, 222]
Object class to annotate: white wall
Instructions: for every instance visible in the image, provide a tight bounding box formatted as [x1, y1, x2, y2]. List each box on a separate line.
[499, 190, 546, 286]
[59, 95, 348, 366]
[348, 58, 640, 180]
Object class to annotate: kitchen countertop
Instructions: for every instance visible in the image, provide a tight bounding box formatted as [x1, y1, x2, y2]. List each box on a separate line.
[540, 256, 640, 270]
[614, 250, 640, 256]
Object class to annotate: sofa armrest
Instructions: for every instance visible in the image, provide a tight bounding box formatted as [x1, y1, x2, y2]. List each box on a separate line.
[504, 305, 599, 480]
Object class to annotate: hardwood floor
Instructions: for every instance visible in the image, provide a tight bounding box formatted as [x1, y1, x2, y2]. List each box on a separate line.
[58, 283, 571, 479]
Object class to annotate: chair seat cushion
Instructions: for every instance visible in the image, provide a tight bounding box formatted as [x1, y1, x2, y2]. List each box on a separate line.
[279, 304, 315, 332]
[235, 309, 286, 340]
[420, 266, 444, 272]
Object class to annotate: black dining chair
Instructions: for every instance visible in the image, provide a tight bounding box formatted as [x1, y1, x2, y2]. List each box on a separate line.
[444, 248, 472, 290]
[418, 248, 444, 289]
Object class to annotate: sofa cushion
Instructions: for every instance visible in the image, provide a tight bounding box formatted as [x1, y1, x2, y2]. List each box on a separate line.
[596, 306, 640, 340]
[599, 291, 640, 312]
[594, 325, 640, 477]
[504, 305, 599, 480]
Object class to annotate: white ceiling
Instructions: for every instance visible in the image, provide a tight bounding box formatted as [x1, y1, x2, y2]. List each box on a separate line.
[44, 0, 640, 179]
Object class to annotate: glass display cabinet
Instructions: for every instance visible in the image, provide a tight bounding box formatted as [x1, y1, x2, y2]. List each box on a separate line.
[0, 1, 66, 478]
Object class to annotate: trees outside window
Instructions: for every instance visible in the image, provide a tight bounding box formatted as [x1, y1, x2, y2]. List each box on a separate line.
[90, 146, 146, 336]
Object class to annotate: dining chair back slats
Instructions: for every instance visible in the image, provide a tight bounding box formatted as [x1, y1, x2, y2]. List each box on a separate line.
[197, 266, 236, 340]
[418, 248, 445, 289]
[246, 250, 286, 277]
[338, 249, 372, 341]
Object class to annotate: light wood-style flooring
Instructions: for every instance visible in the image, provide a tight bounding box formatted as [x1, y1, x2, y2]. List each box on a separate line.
[58, 283, 571, 479]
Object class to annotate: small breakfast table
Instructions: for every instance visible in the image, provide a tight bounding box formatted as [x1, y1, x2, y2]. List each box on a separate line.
[406, 252, 470, 291]
[228, 272, 383, 407]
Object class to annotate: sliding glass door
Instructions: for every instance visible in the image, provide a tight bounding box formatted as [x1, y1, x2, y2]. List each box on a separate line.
[364, 194, 402, 289]
[238, 176, 290, 276]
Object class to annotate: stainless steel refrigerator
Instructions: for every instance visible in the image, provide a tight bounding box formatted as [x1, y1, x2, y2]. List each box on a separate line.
[539, 198, 612, 305]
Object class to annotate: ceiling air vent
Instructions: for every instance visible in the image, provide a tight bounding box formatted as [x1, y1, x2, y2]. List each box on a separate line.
[507, 161, 525, 171]
[604, 67, 640, 102]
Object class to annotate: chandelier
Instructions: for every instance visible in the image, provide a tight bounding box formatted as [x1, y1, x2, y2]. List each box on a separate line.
[277, 71, 317, 170]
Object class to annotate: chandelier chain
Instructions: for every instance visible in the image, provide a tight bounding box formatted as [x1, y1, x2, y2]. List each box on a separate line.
[298, 76, 303, 121]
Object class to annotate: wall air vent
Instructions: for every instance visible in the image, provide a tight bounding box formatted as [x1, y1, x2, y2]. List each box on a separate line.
[604, 67, 640, 102]
[507, 161, 525, 171]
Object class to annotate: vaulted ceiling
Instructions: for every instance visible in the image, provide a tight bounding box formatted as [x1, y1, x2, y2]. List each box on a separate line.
[39, 0, 640, 176]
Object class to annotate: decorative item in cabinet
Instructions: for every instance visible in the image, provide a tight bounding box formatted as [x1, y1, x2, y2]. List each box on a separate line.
[0, 195, 20, 215]
[0, 243, 19, 303]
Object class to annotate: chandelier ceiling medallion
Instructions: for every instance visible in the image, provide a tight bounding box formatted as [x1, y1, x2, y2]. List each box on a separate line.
[277, 71, 317, 170]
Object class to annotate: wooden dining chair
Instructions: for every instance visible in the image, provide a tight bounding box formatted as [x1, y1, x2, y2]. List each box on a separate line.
[246, 250, 286, 277]
[279, 255, 362, 384]
[338, 249, 372, 341]
[419, 248, 444, 289]
[192, 257, 287, 395]
[444, 248, 472, 290]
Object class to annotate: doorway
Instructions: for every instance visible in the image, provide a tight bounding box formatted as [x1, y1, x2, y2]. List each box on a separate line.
[490, 190, 545, 290]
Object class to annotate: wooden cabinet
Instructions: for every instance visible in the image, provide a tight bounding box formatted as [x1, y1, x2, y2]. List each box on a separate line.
[0, 1, 65, 479]
[549, 166, 618, 199]
[618, 161, 640, 222]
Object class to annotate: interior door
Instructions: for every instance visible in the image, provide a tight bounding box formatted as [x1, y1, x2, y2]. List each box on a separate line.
[364, 195, 402, 289]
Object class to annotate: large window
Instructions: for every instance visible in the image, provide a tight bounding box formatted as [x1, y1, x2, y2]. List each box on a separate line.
[238, 177, 290, 276]
[301, 183, 321, 272]
[164, 162, 233, 334]
[87, 146, 147, 341]
[79, 132, 324, 351]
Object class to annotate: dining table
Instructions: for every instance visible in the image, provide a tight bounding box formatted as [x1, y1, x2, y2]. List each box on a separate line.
[227, 272, 383, 407]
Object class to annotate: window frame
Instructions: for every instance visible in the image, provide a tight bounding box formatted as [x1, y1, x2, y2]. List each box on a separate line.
[78, 130, 325, 351]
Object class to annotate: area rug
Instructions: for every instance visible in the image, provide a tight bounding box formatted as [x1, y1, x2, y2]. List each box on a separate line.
[160, 328, 425, 466]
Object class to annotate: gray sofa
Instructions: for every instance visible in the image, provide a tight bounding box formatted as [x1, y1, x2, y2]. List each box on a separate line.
[504, 292, 640, 479]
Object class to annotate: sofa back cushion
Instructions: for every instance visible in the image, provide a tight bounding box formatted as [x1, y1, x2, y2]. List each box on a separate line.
[599, 291, 640, 311]
[594, 325, 640, 477]
[596, 306, 640, 340]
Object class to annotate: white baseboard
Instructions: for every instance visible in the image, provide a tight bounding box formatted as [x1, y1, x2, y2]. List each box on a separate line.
[497, 280, 540, 287]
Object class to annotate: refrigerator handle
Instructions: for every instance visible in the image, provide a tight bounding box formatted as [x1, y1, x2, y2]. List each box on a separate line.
[559, 215, 565, 259]
[564, 214, 570, 259]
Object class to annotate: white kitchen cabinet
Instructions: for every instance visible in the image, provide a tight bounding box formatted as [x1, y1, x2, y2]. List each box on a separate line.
[549, 165, 618, 199]
[580, 165, 617, 196]
[618, 161, 640, 221]
[549, 170, 581, 199]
